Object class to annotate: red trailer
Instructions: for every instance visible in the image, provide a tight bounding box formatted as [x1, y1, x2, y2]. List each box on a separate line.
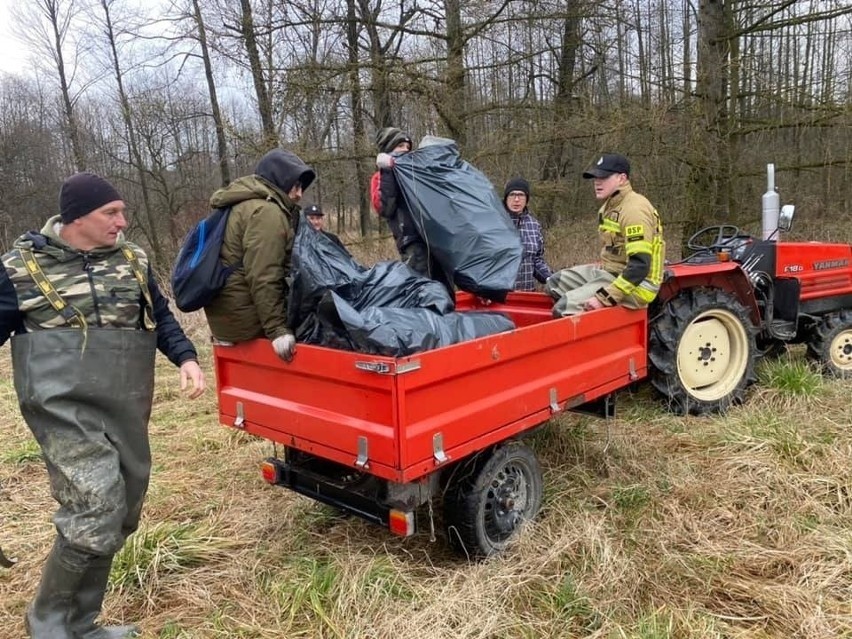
[213, 167, 852, 557]
[214, 291, 648, 557]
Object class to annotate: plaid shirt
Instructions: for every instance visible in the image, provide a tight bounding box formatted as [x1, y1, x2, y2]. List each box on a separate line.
[512, 209, 552, 291]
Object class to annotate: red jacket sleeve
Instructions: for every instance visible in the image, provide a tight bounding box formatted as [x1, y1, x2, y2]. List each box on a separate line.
[370, 171, 382, 214]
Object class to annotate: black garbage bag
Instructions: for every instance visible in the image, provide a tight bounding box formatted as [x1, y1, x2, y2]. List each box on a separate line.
[287, 215, 366, 334]
[393, 137, 522, 301]
[317, 291, 515, 357]
[289, 211, 509, 354]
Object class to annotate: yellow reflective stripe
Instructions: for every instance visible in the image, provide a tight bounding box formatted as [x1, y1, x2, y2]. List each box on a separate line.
[633, 285, 658, 303]
[19, 248, 87, 329]
[625, 240, 652, 255]
[120, 246, 155, 331]
[649, 235, 664, 285]
[598, 218, 620, 233]
[615, 276, 659, 302]
[613, 275, 636, 295]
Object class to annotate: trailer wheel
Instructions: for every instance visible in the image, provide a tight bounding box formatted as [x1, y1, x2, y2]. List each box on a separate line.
[443, 441, 542, 559]
[649, 288, 756, 415]
[807, 311, 852, 378]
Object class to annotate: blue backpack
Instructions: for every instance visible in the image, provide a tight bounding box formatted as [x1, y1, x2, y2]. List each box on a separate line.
[171, 206, 239, 312]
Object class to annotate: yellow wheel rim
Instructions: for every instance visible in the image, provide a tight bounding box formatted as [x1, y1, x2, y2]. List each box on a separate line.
[828, 327, 852, 371]
[677, 309, 749, 401]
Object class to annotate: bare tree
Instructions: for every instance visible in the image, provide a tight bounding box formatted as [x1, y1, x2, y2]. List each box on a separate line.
[685, 0, 733, 245]
[346, 0, 371, 235]
[190, 0, 231, 185]
[238, 0, 276, 150]
[13, 0, 88, 170]
[95, 0, 165, 265]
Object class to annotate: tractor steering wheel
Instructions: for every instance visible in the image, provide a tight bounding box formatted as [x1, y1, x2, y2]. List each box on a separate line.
[686, 224, 745, 253]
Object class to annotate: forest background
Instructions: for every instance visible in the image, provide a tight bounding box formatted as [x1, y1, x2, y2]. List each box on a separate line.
[0, 0, 850, 270]
[2, 3, 852, 638]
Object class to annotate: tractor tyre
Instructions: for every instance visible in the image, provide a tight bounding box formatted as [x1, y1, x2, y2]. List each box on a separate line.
[443, 441, 542, 559]
[806, 311, 852, 378]
[649, 288, 757, 415]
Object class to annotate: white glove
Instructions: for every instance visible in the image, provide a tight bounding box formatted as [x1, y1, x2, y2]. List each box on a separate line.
[271, 334, 296, 362]
[376, 153, 395, 169]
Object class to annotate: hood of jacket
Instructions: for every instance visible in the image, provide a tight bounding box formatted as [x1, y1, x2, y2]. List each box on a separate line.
[209, 175, 301, 213]
[12, 215, 126, 262]
[255, 149, 315, 195]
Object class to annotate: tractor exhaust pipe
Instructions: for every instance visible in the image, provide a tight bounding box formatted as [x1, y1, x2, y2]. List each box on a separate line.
[762, 163, 780, 240]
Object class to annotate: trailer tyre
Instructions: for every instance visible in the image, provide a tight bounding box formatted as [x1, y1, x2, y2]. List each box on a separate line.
[807, 311, 852, 378]
[649, 288, 756, 415]
[443, 441, 542, 559]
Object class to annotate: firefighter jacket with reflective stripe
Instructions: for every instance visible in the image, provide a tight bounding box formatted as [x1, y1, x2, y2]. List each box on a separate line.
[596, 182, 664, 306]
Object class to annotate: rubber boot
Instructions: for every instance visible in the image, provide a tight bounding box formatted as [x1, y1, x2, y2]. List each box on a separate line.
[25, 540, 87, 639]
[67, 554, 139, 639]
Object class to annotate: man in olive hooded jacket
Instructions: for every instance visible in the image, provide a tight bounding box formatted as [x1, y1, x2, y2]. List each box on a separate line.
[204, 149, 315, 361]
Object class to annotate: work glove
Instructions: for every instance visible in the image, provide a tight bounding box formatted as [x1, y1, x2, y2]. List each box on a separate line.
[271, 334, 296, 362]
[376, 153, 395, 169]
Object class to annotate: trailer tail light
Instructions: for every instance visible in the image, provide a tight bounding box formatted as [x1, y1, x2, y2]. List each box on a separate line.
[388, 509, 415, 537]
[260, 460, 280, 484]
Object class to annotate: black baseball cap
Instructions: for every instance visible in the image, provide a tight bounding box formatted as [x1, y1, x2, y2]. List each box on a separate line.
[304, 204, 324, 216]
[583, 153, 631, 179]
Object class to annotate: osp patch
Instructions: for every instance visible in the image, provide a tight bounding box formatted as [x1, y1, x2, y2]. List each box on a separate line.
[625, 224, 645, 241]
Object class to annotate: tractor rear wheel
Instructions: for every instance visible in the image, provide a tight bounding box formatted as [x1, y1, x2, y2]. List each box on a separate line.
[649, 288, 756, 415]
[807, 311, 852, 378]
[443, 441, 542, 559]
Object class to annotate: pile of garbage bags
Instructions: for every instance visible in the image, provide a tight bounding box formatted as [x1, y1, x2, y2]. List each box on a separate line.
[288, 218, 514, 357]
[287, 137, 522, 357]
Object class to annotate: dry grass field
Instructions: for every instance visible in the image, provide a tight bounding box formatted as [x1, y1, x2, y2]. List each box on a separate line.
[2, 223, 851, 638]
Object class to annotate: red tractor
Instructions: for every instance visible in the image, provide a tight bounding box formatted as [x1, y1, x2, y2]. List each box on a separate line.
[648, 164, 852, 414]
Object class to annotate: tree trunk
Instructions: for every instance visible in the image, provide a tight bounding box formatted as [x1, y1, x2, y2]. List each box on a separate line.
[239, 0, 276, 150]
[41, 0, 86, 170]
[686, 0, 733, 252]
[346, 0, 370, 236]
[191, 0, 230, 186]
[540, 3, 581, 225]
[440, 0, 467, 147]
[99, 0, 163, 267]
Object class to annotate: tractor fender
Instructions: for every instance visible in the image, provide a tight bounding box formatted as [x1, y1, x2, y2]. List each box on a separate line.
[657, 262, 761, 327]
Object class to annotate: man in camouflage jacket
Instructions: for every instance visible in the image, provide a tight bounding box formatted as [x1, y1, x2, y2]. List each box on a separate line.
[0, 172, 205, 639]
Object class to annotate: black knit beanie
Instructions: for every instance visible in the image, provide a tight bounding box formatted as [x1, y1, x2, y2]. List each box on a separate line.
[503, 177, 531, 202]
[59, 173, 123, 223]
[375, 127, 412, 154]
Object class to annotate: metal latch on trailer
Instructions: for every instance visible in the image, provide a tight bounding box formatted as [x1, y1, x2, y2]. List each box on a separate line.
[433, 433, 448, 465]
[354, 360, 421, 375]
[234, 402, 245, 428]
[629, 358, 638, 381]
[549, 388, 562, 414]
[355, 436, 370, 469]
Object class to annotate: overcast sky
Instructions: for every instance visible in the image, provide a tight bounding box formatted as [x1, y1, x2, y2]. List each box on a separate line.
[0, 0, 30, 75]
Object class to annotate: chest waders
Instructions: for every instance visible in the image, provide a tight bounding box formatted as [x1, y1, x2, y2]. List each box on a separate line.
[14, 329, 154, 639]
